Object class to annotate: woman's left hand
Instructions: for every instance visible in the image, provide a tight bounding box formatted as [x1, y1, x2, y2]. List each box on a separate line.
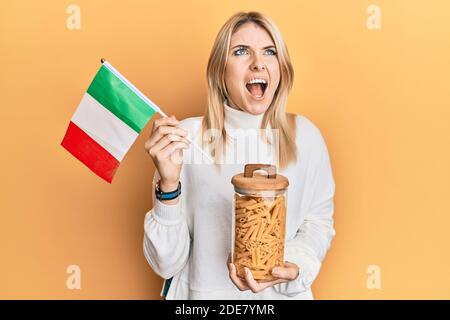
[227, 255, 299, 293]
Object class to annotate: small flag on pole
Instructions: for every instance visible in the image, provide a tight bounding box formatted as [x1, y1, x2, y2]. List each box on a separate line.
[61, 59, 160, 183]
[62, 59, 213, 183]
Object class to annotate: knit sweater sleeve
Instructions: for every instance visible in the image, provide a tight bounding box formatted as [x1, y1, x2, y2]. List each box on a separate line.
[274, 121, 336, 297]
[143, 170, 191, 280]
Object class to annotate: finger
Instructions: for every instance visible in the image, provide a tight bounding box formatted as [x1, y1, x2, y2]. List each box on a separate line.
[148, 134, 191, 157]
[271, 262, 299, 281]
[257, 278, 288, 291]
[157, 141, 190, 160]
[170, 146, 185, 165]
[145, 126, 188, 150]
[147, 136, 171, 157]
[244, 267, 262, 293]
[228, 263, 249, 291]
[151, 116, 179, 133]
[147, 126, 188, 148]
[166, 134, 190, 145]
[237, 267, 290, 293]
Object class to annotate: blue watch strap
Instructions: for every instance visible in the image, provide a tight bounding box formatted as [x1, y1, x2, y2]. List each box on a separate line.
[155, 181, 181, 201]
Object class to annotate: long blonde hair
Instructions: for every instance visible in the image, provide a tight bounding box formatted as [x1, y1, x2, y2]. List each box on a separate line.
[202, 11, 297, 168]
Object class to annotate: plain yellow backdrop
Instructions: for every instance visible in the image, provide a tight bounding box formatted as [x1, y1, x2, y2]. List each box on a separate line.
[1, 0, 449, 299]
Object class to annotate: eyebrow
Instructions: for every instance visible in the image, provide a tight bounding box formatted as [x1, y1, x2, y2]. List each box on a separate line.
[230, 44, 276, 50]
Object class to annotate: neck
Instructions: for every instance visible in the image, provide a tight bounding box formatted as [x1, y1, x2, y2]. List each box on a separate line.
[222, 102, 277, 164]
[223, 103, 265, 132]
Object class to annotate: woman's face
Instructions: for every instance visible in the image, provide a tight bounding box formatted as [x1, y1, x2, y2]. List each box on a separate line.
[224, 22, 280, 115]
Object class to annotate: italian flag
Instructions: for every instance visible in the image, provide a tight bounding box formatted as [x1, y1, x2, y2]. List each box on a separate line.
[61, 60, 159, 183]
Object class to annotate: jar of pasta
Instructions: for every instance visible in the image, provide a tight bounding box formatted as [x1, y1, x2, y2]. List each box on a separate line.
[231, 164, 289, 282]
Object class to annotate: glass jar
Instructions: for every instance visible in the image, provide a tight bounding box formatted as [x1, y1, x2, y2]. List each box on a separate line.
[231, 164, 289, 282]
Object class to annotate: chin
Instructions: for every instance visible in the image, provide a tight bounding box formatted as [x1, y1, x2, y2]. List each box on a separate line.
[246, 107, 267, 115]
[244, 100, 271, 115]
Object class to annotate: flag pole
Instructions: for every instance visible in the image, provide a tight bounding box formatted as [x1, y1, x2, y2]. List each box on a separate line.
[100, 59, 214, 163]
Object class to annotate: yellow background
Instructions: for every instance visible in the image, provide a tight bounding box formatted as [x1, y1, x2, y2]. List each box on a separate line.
[1, 0, 449, 299]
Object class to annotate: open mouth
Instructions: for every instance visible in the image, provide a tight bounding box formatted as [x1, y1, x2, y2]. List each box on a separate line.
[245, 78, 268, 99]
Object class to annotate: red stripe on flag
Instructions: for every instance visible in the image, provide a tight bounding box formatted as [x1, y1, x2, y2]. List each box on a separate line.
[61, 121, 120, 183]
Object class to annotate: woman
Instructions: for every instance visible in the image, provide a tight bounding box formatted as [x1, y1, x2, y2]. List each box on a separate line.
[143, 11, 336, 300]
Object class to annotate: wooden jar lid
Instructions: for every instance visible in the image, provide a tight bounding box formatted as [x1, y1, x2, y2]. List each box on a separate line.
[231, 164, 289, 191]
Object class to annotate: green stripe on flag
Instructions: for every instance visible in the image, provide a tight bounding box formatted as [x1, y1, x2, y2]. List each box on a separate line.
[87, 66, 156, 133]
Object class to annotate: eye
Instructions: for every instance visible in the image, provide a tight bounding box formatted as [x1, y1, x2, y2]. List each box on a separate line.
[264, 48, 277, 56]
[233, 47, 248, 56]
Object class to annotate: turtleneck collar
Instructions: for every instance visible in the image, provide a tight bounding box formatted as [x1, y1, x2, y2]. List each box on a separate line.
[223, 103, 265, 133]
[223, 103, 276, 163]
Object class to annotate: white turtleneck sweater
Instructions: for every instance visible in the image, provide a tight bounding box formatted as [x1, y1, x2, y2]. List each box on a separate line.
[143, 104, 336, 300]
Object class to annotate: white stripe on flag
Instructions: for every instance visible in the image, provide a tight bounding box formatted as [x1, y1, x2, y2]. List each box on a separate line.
[71, 93, 139, 161]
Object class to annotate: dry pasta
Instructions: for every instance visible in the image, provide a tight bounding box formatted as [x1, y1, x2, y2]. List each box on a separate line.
[232, 194, 286, 281]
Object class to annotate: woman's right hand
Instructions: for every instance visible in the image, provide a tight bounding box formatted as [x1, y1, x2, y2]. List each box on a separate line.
[144, 115, 190, 192]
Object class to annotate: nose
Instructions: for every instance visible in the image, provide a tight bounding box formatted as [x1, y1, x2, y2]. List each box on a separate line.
[250, 56, 265, 71]
[250, 64, 265, 71]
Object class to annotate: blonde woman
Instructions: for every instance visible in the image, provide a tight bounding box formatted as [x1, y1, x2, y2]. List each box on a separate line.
[143, 11, 336, 300]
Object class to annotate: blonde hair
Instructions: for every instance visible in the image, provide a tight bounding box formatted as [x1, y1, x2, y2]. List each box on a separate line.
[202, 11, 297, 168]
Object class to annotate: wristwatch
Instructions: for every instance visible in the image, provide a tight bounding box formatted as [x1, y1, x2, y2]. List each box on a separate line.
[155, 181, 181, 201]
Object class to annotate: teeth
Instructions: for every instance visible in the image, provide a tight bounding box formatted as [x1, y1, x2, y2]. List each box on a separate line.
[247, 78, 267, 85]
